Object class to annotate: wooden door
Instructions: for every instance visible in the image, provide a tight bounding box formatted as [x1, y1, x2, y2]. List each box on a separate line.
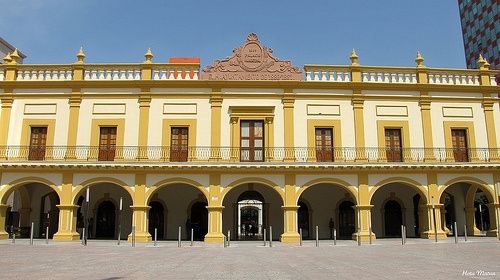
[384, 200, 402, 237]
[339, 201, 355, 238]
[98, 127, 117, 161]
[452, 129, 468, 162]
[170, 127, 188, 162]
[240, 121, 264, 162]
[315, 128, 333, 162]
[28, 126, 47, 160]
[385, 129, 402, 162]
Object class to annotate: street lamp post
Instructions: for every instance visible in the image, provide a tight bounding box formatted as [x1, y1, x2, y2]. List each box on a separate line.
[117, 197, 122, 245]
[432, 196, 438, 243]
[84, 187, 89, 246]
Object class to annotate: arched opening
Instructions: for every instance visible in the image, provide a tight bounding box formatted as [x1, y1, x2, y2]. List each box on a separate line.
[439, 181, 495, 236]
[147, 183, 207, 240]
[39, 192, 60, 238]
[297, 183, 356, 240]
[74, 182, 133, 240]
[190, 201, 208, 240]
[297, 201, 310, 239]
[3, 182, 60, 239]
[222, 183, 283, 241]
[95, 201, 115, 239]
[371, 182, 427, 238]
[474, 190, 490, 231]
[384, 200, 403, 237]
[338, 200, 355, 239]
[148, 201, 165, 240]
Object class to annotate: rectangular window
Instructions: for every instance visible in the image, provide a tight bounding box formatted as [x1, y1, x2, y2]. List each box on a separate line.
[385, 128, 402, 162]
[240, 120, 264, 162]
[170, 127, 189, 162]
[451, 129, 469, 162]
[315, 128, 333, 162]
[98, 126, 117, 161]
[28, 126, 47, 160]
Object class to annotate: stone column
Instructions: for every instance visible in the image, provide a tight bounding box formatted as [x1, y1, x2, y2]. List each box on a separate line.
[0, 204, 8, 239]
[282, 89, 295, 162]
[204, 174, 224, 243]
[465, 207, 479, 236]
[53, 205, 80, 240]
[205, 206, 225, 243]
[353, 205, 376, 241]
[281, 205, 300, 243]
[486, 203, 499, 237]
[421, 203, 447, 239]
[128, 205, 152, 242]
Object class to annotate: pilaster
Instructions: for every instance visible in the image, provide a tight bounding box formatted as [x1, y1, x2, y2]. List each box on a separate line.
[282, 89, 295, 162]
[210, 89, 223, 161]
[482, 96, 498, 160]
[352, 90, 367, 161]
[0, 91, 13, 159]
[137, 91, 151, 160]
[419, 93, 435, 162]
[0, 204, 8, 239]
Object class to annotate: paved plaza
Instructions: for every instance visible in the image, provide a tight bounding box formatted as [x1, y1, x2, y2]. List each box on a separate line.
[1, 237, 499, 279]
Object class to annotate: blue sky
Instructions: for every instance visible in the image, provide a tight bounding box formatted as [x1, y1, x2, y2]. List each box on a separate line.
[0, 0, 467, 68]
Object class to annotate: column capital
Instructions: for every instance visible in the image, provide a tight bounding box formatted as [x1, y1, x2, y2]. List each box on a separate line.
[206, 205, 225, 211]
[355, 204, 373, 210]
[281, 205, 299, 211]
[56, 204, 80, 210]
[130, 205, 151, 211]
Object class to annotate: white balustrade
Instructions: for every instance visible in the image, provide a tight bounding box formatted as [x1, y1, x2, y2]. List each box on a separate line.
[16, 69, 73, 81]
[84, 68, 141, 80]
[362, 70, 416, 83]
[490, 75, 498, 86]
[152, 68, 199, 80]
[428, 72, 479, 85]
[0, 69, 4, 81]
[305, 70, 350, 82]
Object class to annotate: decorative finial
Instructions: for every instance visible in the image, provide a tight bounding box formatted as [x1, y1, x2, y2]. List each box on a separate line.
[10, 48, 20, 64]
[415, 51, 425, 68]
[350, 49, 359, 66]
[3, 52, 12, 64]
[144, 48, 153, 63]
[76, 47, 85, 63]
[477, 54, 490, 70]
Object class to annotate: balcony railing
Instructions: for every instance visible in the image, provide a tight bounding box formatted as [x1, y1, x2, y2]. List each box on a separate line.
[0, 146, 498, 164]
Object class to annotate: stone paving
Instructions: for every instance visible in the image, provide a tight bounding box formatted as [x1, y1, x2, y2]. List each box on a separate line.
[0, 237, 499, 280]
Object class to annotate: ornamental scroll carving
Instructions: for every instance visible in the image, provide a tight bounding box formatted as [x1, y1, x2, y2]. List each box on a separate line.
[202, 33, 304, 81]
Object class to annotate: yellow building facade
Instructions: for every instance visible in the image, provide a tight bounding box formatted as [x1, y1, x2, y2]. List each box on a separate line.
[0, 34, 499, 244]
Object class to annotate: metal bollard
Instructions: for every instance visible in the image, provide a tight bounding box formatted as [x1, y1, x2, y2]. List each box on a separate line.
[315, 226, 319, 247]
[132, 226, 136, 247]
[11, 226, 15, 244]
[45, 227, 49, 245]
[117, 224, 121, 245]
[30, 222, 34, 246]
[81, 228, 86, 246]
[333, 228, 337, 246]
[269, 226, 273, 247]
[263, 228, 266, 247]
[369, 226, 372, 245]
[223, 236, 227, 248]
[464, 224, 468, 242]
[454, 222, 458, 244]
[357, 228, 361, 246]
[154, 228, 157, 247]
[404, 226, 407, 244]
[178, 226, 181, 247]
[191, 228, 194, 246]
[299, 228, 302, 246]
[227, 230, 230, 247]
[401, 225, 404, 245]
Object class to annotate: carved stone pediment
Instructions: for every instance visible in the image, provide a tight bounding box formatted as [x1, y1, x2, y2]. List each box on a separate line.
[202, 33, 304, 81]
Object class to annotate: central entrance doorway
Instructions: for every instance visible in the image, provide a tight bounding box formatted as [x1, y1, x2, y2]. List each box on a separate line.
[236, 191, 265, 240]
